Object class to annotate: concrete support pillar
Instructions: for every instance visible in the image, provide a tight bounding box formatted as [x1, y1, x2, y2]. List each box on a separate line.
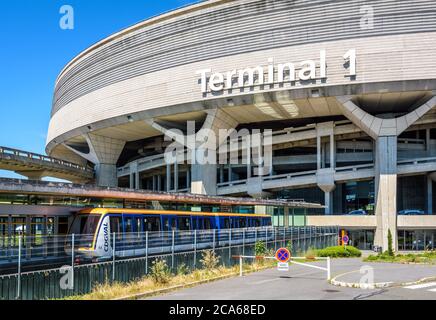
[317, 135, 322, 170]
[191, 150, 217, 195]
[166, 164, 171, 192]
[330, 133, 335, 169]
[374, 136, 398, 252]
[219, 166, 224, 184]
[324, 191, 333, 215]
[186, 169, 191, 190]
[157, 175, 162, 191]
[96, 163, 119, 188]
[152, 176, 157, 191]
[174, 162, 179, 192]
[428, 175, 433, 215]
[426, 128, 431, 155]
[129, 172, 135, 189]
[284, 207, 290, 227]
[136, 173, 140, 190]
[64, 133, 125, 187]
[228, 164, 232, 182]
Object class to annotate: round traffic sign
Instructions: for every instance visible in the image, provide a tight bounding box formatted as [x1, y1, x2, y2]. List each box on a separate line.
[275, 248, 291, 263]
[342, 235, 349, 243]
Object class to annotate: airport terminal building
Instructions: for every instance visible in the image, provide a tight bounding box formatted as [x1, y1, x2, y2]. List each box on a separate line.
[45, 0, 436, 251]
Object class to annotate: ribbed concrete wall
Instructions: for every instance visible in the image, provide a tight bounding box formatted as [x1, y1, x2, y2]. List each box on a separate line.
[47, 0, 436, 151]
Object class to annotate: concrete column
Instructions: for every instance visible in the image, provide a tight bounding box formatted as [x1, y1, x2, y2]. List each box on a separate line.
[191, 151, 217, 195]
[186, 169, 191, 190]
[88, 134, 125, 188]
[135, 172, 140, 190]
[317, 135, 322, 170]
[428, 175, 433, 215]
[330, 133, 335, 169]
[152, 176, 157, 191]
[324, 191, 333, 215]
[426, 128, 431, 155]
[228, 164, 232, 182]
[284, 207, 290, 227]
[174, 162, 179, 192]
[157, 175, 162, 191]
[219, 166, 224, 183]
[129, 172, 135, 189]
[374, 136, 398, 251]
[95, 163, 119, 188]
[166, 164, 171, 192]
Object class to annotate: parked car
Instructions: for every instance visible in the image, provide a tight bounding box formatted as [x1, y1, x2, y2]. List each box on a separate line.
[398, 209, 425, 215]
[347, 209, 368, 215]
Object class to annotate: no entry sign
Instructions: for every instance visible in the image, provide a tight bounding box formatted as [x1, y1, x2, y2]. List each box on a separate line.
[275, 248, 291, 263]
[342, 235, 349, 244]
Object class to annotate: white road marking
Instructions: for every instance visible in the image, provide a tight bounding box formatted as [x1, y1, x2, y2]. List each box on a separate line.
[403, 282, 436, 290]
[427, 288, 436, 292]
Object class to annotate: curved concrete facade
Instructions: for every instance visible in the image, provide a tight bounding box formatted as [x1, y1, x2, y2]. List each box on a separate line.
[46, 0, 436, 251]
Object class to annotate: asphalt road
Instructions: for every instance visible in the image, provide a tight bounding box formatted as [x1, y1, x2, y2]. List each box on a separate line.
[148, 258, 436, 300]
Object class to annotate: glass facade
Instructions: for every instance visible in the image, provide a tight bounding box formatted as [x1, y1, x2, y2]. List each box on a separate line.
[345, 229, 375, 250]
[397, 175, 426, 213]
[398, 230, 436, 251]
[334, 180, 374, 215]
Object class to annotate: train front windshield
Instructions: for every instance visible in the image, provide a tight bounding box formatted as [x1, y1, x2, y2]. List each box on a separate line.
[69, 214, 101, 235]
[68, 214, 101, 248]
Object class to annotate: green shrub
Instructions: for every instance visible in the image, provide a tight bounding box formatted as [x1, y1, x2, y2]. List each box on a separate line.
[315, 246, 361, 258]
[387, 229, 394, 256]
[176, 263, 189, 275]
[150, 259, 171, 284]
[255, 241, 267, 256]
[200, 250, 220, 270]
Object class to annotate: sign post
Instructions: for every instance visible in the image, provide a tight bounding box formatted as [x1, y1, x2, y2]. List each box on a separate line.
[275, 248, 291, 272]
[342, 235, 349, 248]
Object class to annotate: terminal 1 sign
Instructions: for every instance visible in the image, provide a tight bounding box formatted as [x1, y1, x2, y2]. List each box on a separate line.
[196, 49, 356, 93]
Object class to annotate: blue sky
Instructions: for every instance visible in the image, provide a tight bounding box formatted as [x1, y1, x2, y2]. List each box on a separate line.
[0, 0, 197, 179]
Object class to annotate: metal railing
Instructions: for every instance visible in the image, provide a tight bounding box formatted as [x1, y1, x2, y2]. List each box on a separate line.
[0, 226, 339, 300]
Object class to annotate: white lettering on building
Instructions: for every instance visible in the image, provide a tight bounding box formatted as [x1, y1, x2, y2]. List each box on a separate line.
[197, 49, 356, 93]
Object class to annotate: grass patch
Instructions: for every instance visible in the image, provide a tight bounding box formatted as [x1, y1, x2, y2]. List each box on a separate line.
[64, 254, 276, 300]
[364, 251, 436, 264]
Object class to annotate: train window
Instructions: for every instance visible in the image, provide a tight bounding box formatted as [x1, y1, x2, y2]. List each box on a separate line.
[197, 218, 203, 230]
[204, 218, 212, 230]
[239, 218, 246, 228]
[178, 217, 191, 231]
[143, 217, 160, 232]
[69, 214, 101, 235]
[110, 216, 122, 234]
[162, 217, 170, 231]
[255, 219, 261, 227]
[134, 217, 142, 232]
[162, 217, 176, 231]
[223, 218, 230, 229]
[191, 217, 197, 230]
[124, 217, 133, 233]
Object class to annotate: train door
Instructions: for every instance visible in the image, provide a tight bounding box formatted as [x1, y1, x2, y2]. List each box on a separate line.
[161, 215, 177, 231]
[122, 214, 137, 249]
[109, 215, 122, 250]
[197, 217, 204, 230]
[232, 217, 239, 229]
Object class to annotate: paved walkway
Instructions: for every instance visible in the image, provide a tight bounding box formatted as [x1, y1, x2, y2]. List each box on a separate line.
[148, 258, 436, 300]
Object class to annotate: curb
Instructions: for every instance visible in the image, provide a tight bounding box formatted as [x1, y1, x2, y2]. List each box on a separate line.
[113, 265, 273, 300]
[330, 271, 436, 290]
